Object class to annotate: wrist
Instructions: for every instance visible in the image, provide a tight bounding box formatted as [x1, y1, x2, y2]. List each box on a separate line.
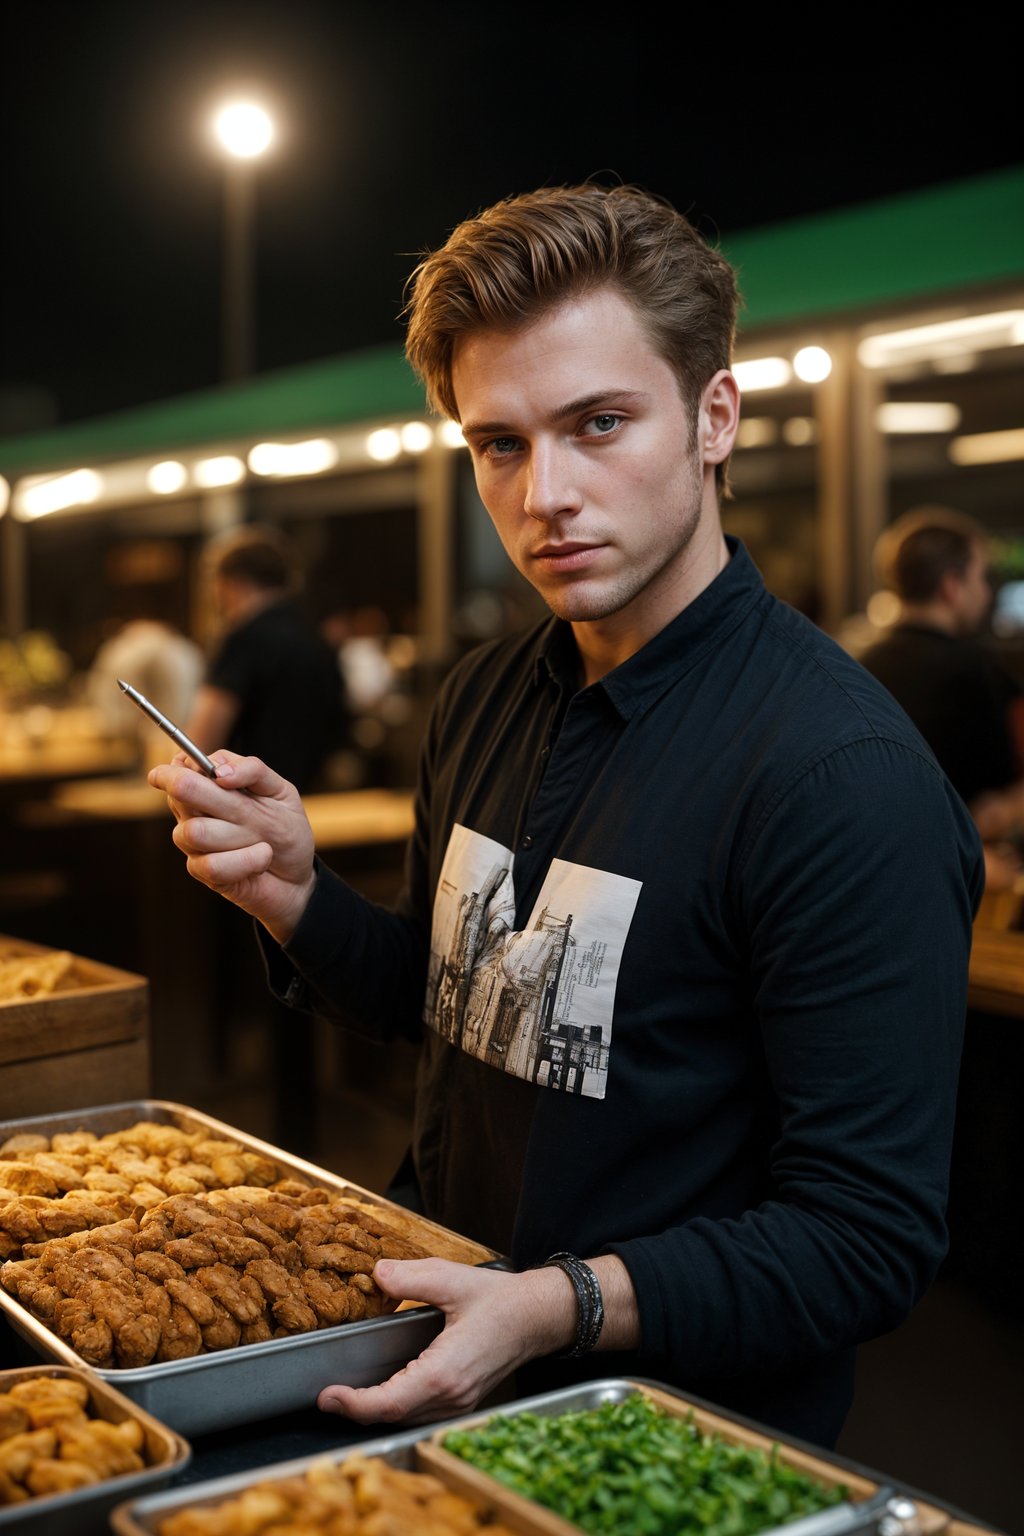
[266, 863, 317, 947]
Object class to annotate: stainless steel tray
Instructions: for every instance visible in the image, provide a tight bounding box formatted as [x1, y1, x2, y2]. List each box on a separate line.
[0, 1363, 190, 1536]
[108, 1378, 912, 1536]
[0, 1100, 498, 1437]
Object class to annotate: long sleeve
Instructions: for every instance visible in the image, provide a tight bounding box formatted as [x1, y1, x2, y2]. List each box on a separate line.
[606, 736, 983, 1385]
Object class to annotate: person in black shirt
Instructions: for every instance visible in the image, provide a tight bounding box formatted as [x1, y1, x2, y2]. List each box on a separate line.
[150, 184, 982, 1446]
[184, 523, 350, 1155]
[187, 523, 348, 795]
[859, 507, 1024, 886]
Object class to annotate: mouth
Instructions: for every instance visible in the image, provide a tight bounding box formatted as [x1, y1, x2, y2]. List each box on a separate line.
[531, 542, 605, 573]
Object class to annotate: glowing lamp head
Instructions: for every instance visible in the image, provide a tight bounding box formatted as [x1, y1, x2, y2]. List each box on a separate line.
[213, 102, 274, 160]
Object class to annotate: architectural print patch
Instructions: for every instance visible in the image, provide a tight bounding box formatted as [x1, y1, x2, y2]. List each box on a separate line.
[425, 823, 642, 1099]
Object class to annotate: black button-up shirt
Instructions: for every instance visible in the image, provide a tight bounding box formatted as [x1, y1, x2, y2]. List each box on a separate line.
[272, 538, 983, 1443]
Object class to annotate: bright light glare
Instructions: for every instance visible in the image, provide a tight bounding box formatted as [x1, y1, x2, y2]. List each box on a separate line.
[213, 102, 274, 159]
[0, 476, 9, 516]
[248, 440, 339, 477]
[782, 416, 818, 446]
[18, 469, 102, 519]
[147, 461, 188, 495]
[734, 417, 778, 449]
[858, 310, 1024, 368]
[732, 357, 793, 392]
[400, 421, 433, 454]
[439, 421, 467, 448]
[366, 428, 402, 463]
[194, 455, 246, 488]
[875, 402, 961, 434]
[793, 346, 832, 383]
[948, 428, 1024, 467]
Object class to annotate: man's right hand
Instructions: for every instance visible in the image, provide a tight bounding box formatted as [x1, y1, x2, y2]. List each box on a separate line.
[148, 750, 317, 945]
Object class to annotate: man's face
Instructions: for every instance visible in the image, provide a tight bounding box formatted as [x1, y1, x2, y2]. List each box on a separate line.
[451, 287, 727, 645]
[950, 541, 993, 634]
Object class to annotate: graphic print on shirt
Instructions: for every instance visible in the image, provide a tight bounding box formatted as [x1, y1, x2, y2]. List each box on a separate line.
[424, 823, 642, 1099]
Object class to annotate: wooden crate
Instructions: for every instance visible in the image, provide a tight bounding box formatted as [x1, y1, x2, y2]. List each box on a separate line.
[0, 934, 149, 1117]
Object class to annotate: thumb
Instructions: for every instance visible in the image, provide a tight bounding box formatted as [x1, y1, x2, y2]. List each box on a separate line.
[373, 1256, 462, 1306]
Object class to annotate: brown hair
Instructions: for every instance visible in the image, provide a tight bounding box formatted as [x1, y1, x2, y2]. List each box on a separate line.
[205, 524, 294, 592]
[874, 505, 990, 603]
[403, 182, 741, 495]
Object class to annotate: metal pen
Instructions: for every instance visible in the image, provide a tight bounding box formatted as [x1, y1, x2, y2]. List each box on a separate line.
[116, 678, 219, 778]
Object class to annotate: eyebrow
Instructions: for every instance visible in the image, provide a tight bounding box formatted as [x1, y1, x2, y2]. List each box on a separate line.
[461, 388, 649, 438]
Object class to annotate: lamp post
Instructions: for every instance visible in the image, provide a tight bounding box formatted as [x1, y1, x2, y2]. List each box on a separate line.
[211, 101, 274, 384]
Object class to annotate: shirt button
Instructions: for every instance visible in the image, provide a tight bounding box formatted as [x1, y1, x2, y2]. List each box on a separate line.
[521, 834, 533, 849]
[540, 747, 551, 761]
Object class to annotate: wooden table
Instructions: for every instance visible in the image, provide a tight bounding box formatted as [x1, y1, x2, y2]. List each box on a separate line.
[19, 777, 415, 852]
[968, 923, 1024, 1018]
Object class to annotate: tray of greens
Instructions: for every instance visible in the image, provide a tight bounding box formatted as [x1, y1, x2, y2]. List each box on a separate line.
[425, 1378, 902, 1536]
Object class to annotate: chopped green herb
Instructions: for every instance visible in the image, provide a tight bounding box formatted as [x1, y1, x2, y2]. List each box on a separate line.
[442, 1394, 849, 1536]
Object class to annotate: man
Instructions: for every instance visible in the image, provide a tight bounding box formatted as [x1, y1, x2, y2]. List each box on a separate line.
[151, 183, 983, 1447]
[187, 523, 349, 795]
[858, 507, 1024, 861]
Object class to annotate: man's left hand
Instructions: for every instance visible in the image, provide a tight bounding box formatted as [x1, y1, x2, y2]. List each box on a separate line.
[316, 1258, 574, 1426]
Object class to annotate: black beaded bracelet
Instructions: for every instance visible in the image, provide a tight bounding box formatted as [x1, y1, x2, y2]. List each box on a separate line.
[541, 1251, 605, 1357]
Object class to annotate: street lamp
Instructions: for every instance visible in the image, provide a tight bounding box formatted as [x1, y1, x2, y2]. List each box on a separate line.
[211, 100, 275, 383]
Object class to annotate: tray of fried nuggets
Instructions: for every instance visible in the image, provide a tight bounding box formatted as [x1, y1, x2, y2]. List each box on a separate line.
[0, 1365, 190, 1535]
[0, 1101, 499, 1436]
[109, 1435, 541, 1536]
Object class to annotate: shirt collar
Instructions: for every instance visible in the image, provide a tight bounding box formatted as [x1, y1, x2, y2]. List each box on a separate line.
[531, 537, 766, 720]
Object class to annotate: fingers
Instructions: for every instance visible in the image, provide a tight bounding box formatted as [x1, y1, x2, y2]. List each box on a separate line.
[185, 843, 274, 892]
[148, 752, 298, 811]
[317, 1348, 481, 1427]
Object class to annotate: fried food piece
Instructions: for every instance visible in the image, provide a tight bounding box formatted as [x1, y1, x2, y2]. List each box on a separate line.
[210, 1152, 278, 1188]
[25, 1457, 99, 1494]
[239, 1315, 274, 1345]
[50, 1131, 98, 1155]
[164, 1274, 222, 1326]
[244, 1257, 295, 1302]
[0, 1428, 57, 1479]
[0, 1165, 59, 1198]
[0, 1468, 30, 1503]
[135, 1249, 186, 1284]
[194, 1264, 265, 1324]
[55, 1417, 146, 1478]
[156, 1300, 203, 1361]
[299, 1240, 377, 1276]
[299, 1268, 353, 1326]
[52, 1298, 114, 1367]
[164, 1235, 220, 1267]
[8, 1376, 90, 1409]
[0, 1134, 49, 1159]
[0, 949, 74, 999]
[200, 1300, 242, 1352]
[0, 1394, 30, 1439]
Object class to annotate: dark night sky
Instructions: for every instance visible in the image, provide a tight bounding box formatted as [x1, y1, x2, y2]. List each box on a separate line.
[3, 3, 1021, 432]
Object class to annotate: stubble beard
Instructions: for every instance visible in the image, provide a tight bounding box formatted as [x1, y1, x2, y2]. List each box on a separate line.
[529, 459, 706, 626]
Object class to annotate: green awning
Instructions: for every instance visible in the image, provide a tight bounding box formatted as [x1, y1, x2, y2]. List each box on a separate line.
[2, 165, 1021, 481]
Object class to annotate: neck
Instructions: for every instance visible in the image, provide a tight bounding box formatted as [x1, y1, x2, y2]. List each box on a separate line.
[897, 600, 959, 636]
[226, 587, 285, 626]
[572, 515, 730, 688]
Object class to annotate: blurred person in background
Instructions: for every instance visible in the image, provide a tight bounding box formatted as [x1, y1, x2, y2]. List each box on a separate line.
[187, 524, 349, 796]
[151, 182, 982, 1449]
[859, 507, 1024, 892]
[185, 523, 351, 1157]
[89, 613, 204, 772]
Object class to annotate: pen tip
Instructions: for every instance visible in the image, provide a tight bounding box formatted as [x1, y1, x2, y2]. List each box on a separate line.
[116, 678, 128, 691]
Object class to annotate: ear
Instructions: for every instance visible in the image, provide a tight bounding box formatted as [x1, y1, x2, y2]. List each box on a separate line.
[699, 369, 741, 467]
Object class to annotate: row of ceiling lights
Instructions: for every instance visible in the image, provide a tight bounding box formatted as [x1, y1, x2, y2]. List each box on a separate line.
[2, 309, 1020, 521]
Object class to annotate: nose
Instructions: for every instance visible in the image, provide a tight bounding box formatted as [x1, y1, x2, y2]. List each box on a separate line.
[523, 440, 581, 523]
